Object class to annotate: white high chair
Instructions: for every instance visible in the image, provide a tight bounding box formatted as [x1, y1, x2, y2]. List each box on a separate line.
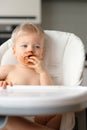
[0, 30, 85, 130]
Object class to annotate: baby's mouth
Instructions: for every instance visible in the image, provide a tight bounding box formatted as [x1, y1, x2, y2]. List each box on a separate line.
[24, 55, 33, 60]
[28, 55, 33, 58]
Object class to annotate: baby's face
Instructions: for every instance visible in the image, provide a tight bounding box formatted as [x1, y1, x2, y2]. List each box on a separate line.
[12, 32, 44, 65]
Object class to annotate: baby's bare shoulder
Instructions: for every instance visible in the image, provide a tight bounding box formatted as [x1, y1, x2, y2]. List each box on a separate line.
[0, 64, 16, 80]
[0, 64, 15, 72]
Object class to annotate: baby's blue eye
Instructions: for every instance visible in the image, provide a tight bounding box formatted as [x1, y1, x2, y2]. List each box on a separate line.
[22, 45, 28, 48]
[33, 45, 40, 49]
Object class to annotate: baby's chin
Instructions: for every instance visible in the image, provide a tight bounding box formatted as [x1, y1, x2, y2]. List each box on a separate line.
[24, 60, 34, 66]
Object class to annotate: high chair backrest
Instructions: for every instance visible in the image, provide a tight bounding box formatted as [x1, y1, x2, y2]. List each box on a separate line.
[44, 31, 85, 86]
[0, 30, 85, 86]
[0, 30, 85, 130]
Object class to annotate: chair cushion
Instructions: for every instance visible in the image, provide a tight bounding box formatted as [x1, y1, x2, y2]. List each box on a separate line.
[44, 30, 70, 85]
[44, 31, 85, 86]
[0, 39, 17, 65]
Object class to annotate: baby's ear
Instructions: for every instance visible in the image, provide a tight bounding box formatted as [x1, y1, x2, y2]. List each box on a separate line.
[42, 47, 45, 57]
[41, 47, 45, 59]
[12, 47, 16, 56]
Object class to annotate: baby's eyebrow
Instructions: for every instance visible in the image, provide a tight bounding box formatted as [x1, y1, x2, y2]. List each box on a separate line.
[34, 44, 40, 46]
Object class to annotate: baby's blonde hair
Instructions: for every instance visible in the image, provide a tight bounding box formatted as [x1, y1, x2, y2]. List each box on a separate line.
[11, 23, 45, 46]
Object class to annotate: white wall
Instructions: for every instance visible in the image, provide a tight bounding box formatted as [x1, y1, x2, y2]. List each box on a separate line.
[0, 0, 41, 24]
[42, 0, 87, 53]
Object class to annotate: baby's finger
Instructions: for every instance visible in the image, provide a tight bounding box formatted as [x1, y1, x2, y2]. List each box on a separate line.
[2, 81, 7, 89]
[7, 81, 13, 86]
[30, 56, 39, 62]
[28, 59, 37, 65]
[0, 81, 3, 87]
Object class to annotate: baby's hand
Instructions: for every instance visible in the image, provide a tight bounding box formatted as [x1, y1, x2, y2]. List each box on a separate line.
[0, 80, 13, 89]
[27, 56, 46, 74]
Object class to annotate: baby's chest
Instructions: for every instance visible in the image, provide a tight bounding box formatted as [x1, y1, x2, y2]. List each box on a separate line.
[6, 71, 40, 85]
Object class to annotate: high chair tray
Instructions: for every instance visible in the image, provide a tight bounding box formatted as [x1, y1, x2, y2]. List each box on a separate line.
[0, 85, 87, 116]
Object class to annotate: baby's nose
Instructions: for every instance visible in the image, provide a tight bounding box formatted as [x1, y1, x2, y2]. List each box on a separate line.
[27, 45, 33, 52]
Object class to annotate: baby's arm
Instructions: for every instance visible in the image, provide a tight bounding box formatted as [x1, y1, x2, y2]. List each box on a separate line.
[27, 56, 53, 85]
[0, 65, 13, 88]
[39, 71, 53, 85]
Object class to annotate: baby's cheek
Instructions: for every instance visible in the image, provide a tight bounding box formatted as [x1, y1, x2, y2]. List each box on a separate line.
[24, 57, 28, 61]
[19, 57, 27, 63]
